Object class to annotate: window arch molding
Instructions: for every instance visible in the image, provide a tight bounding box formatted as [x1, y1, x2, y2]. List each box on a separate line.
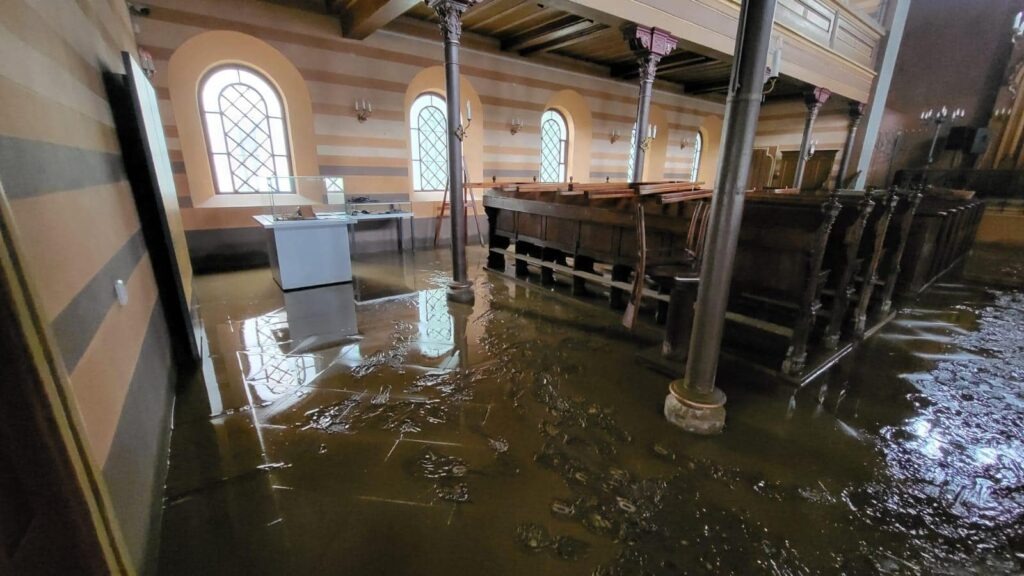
[539, 109, 570, 182]
[409, 92, 450, 192]
[404, 66, 484, 202]
[541, 90, 590, 182]
[167, 31, 318, 208]
[690, 130, 704, 183]
[199, 65, 293, 194]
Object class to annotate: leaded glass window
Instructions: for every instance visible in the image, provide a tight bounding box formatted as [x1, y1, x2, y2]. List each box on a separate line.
[410, 93, 449, 192]
[626, 124, 638, 182]
[200, 66, 292, 193]
[690, 131, 703, 182]
[539, 109, 568, 182]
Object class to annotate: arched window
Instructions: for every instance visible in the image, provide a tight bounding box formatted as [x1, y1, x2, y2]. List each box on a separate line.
[626, 123, 638, 182]
[690, 131, 703, 183]
[200, 66, 292, 193]
[410, 92, 449, 192]
[539, 109, 568, 182]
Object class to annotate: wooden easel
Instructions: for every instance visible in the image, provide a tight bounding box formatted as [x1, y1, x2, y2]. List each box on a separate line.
[433, 153, 485, 247]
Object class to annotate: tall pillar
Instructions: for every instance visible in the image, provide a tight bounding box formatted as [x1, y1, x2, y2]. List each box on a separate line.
[793, 87, 831, 190]
[835, 101, 866, 188]
[853, 0, 911, 189]
[664, 0, 778, 435]
[427, 0, 478, 303]
[625, 26, 678, 182]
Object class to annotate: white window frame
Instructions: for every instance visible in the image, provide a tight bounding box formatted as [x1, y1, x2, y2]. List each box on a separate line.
[409, 92, 449, 193]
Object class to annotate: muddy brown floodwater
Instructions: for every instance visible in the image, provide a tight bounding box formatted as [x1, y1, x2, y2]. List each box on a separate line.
[159, 246, 1024, 575]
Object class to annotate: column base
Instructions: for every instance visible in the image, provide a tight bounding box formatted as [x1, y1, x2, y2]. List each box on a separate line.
[446, 280, 475, 304]
[663, 381, 727, 435]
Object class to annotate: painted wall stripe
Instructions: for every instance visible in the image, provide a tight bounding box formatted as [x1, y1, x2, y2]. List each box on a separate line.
[320, 165, 408, 177]
[51, 229, 147, 373]
[0, 135, 126, 199]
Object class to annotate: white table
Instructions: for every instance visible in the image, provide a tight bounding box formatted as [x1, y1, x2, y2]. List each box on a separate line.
[347, 211, 415, 252]
[253, 214, 355, 290]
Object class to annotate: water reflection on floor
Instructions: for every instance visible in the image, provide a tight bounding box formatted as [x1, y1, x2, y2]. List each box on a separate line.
[159, 245, 1024, 575]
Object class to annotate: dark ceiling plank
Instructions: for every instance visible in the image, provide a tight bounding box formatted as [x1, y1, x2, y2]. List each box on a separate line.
[687, 82, 730, 95]
[341, 0, 422, 40]
[520, 22, 607, 55]
[500, 14, 589, 52]
[610, 52, 713, 78]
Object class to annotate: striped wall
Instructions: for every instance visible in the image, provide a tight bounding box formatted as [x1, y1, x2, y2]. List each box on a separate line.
[133, 0, 724, 259]
[755, 98, 855, 188]
[0, 0, 175, 572]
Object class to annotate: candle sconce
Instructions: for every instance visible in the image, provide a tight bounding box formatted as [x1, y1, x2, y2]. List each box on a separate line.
[680, 137, 691, 150]
[1013, 11, 1024, 43]
[805, 139, 818, 160]
[920, 106, 965, 166]
[456, 100, 473, 141]
[609, 129, 621, 144]
[509, 117, 524, 135]
[994, 107, 1012, 120]
[355, 99, 372, 123]
[639, 124, 658, 152]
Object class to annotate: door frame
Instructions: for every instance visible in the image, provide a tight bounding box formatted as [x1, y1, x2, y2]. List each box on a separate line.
[0, 178, 133, 574]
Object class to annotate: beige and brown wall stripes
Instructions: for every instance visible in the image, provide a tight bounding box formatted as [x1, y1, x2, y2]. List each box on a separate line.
[753, 98, 858, 188]
[0, 0, 179, 571]
[134, 0, 728, 242]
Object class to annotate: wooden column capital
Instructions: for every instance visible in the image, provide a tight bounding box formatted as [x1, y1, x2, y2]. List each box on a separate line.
[624, 25, 679, 79]
[848, 101, 866, 124]
[425, 0, 479, 39]
[804, 87, 832, 112]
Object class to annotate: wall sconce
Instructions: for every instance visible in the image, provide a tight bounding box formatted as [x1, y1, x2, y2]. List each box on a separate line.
[994, 107, 1012, 120]
[137, 47, 156, 78]
[680, 137, 691, 150]
[456, 100, 472, 141]
[805, 139, 817, 159]
[639, 124, 657, 151]
[609, 129, 621, 144]
[1014, 11, 1024, 43]
[355, 99, 372, 123]
[509, 117, 524, 135]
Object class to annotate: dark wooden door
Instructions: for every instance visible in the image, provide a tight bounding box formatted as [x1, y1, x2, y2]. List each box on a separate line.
[747, 148, 773, 190]
[776, 150, 838, 191]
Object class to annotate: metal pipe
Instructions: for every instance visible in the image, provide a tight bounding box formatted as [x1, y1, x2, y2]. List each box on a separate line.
[428, 0, 477, 302]
[632, 63, 654, 181]
[836, 102, 865, 188]
[794, 106, 818, 189]
[444, 39, 467, 286]
[670, 0, 777, 409]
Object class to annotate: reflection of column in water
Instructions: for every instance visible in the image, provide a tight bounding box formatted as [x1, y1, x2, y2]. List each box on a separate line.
[448, 302, 472, 369]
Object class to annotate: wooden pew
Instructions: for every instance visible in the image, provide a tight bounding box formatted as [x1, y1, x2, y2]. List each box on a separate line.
[725, 194, 842, 375]
[848, 188, 902, 337]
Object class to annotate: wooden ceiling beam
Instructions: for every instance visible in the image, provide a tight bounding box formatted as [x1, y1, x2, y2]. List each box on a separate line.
[518, 22, 607, 55]
[501, 14, 595, 52]
[340, 0, 422, 40]
[687, 81, 730, 95]
[610, 52, 713, 79]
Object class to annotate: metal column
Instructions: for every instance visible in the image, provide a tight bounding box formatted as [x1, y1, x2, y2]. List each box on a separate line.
[664, 0, 778, 435]
[428, 0, 477, 303]
[836, 101, 866, 188]
[793, 87, 831, 190]
[624, 26, 677, 182]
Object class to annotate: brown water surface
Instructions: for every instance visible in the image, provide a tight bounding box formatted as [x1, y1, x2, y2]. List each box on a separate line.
[158, 246, 1024, 575]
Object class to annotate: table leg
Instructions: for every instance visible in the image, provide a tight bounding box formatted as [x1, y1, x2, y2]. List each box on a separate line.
[409, 217, 416, 253]
[348, 223, 355, 254]
[396, 217, 403, 252]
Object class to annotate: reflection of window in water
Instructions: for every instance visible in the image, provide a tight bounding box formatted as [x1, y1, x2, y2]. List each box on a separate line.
[239, 312, 321, 400]
[418, 289, 453, 358]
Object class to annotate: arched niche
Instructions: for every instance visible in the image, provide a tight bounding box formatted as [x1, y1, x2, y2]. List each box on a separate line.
[542, 89, 592, 182]
[167, 30, 319, 208]
[404, 66, 484, 216]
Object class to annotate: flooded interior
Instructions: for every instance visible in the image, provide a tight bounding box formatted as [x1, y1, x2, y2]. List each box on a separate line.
[159, 246, 1024, 575]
